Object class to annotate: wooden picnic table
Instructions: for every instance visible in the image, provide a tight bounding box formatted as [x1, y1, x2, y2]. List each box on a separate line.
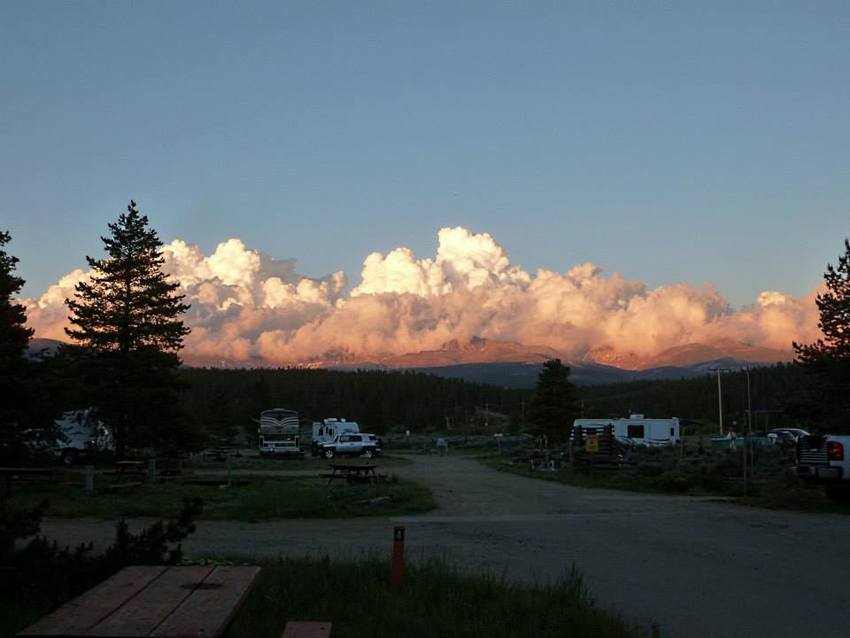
[0, 466, 57, 493]
[322, 463, 383, 485]
[17, 565, 260, 638]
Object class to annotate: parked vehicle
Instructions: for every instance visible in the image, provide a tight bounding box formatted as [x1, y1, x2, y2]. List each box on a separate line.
[766, 428, 809, 446]
[40, 409, 113, 464]
[572, 414, 680, 447]
[311, 418, 360, 455]
[795, 433, 850, 501]
[315, 433, 381, 459]
[256, 408, 303, 458]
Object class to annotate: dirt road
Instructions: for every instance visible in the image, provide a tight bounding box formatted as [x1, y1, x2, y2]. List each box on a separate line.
[41, 455, 850, 638]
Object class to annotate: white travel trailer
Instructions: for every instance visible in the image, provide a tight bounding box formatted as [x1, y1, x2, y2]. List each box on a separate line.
[572, 414, 680, 447]
[50, 409, 113, 464]
[311, 418, 360, 454]
[256, 408, 303, 457]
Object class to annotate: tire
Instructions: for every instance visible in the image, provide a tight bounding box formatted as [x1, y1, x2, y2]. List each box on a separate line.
[362, 449, 374, 459]
[824, 483, 850, 504]
[323, 448, 335, 459]
[61, 449, 80, 466]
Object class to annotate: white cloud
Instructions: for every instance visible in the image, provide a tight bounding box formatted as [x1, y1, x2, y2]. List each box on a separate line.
[24, 226, 821, 366]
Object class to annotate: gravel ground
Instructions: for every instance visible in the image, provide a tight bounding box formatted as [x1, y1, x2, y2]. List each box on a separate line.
[39, 454, 850, 638]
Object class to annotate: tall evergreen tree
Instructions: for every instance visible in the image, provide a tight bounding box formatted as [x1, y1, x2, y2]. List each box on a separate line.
[65, 202, 193, 456]
[528, 358, 579, 442]
[0, 231, 35, 453]
[793, 239, 850, 431]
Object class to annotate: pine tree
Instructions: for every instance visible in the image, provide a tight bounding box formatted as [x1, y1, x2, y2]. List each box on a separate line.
[528, 359, 579, 442]
[0, 231, 35, 453]
[65, 202, 193, 456]
[793, 239, 850, 431]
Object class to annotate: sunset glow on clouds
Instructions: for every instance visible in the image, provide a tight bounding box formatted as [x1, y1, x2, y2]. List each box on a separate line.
[23, 227, 821, 368]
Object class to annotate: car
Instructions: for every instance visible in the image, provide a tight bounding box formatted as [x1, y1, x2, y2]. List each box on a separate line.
[767, 428, 810, 446]
[315, 433, 380, 459]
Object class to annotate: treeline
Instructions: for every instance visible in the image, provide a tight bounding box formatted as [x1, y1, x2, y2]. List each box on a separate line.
[580, 363, 810, 430]
[180, 367, 530, 438]
[181, 362, 816, 441]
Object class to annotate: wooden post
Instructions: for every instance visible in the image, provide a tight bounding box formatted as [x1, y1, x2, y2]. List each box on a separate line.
[226, 454, 233, 488]
[391, 526, 405, 591]
[84, 465, 94, 493]
[147, 458, 157, 483]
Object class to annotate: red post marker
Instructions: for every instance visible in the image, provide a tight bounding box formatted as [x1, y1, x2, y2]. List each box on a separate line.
[391, 525, 405, 590]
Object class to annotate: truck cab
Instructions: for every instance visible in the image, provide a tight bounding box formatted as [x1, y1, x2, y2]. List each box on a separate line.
[795, 433, 850, 500]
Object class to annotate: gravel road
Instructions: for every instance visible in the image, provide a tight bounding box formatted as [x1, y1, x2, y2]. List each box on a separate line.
[40, 454, 850, 638]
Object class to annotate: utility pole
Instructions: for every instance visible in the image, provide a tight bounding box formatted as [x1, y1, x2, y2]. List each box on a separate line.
[712, 367, 732, 435]
[745, 367, 752, 434]
[717, 369, 724, 435]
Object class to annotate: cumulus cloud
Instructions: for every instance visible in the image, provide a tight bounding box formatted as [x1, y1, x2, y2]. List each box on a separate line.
[23, 226, 821, 368]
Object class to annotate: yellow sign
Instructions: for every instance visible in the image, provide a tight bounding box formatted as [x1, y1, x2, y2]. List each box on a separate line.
[585, 434, 599, 453]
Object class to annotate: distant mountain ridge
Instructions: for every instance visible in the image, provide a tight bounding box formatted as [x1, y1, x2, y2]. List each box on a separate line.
[28, 335, 793, 387]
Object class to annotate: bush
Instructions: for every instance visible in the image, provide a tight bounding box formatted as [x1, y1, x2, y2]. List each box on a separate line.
[0, 493, 202, 636]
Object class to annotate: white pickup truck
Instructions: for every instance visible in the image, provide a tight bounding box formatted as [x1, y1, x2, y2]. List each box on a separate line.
[795, 433, 850, 501]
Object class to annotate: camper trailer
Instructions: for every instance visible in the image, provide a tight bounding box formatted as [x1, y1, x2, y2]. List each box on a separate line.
[52, 409, 113, 464]
[257, 408, 303, 457]
[311, 418, 360, 455]
[572, 414, 680, 447]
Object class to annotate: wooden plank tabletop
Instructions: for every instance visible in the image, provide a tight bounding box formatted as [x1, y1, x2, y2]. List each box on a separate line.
[18, 565, 261, 638]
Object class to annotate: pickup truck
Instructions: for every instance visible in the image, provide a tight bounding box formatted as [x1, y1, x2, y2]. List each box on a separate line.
[795, 433, 850, 501]
[314, 433, 381, 459]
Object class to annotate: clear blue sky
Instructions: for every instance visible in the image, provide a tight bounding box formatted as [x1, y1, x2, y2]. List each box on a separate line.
[2, 1, 849, 306]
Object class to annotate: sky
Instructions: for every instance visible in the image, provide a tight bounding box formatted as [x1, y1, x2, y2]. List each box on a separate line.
[2, 2, 849, 364]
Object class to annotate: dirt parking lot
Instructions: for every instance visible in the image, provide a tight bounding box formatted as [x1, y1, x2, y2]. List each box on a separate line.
[41, 454, 850, 638]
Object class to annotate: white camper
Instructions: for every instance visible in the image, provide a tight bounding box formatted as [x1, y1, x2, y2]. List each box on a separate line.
[311, 418, 360, 454]
[572, 414, 680, 447]
[47, 409, 113, 464]
[256, 408, 303, 457]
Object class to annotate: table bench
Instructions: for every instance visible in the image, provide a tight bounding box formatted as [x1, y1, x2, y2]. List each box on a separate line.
[0, 467, 58, 494]
[17, 565, 260, 638]
[321, 464, 385, 485]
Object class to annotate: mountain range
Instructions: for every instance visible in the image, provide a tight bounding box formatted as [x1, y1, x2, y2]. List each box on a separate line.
[28, 335, 793, 388]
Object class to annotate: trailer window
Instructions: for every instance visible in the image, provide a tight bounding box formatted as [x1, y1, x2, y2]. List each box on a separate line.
[627, 424, 645, 438]
[670, 427, 675, 436]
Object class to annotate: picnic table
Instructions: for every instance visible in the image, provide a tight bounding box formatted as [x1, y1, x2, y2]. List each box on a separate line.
[18, 565, 260, 638]
[322, 463, 385, 485]
[0, 466, 57, 493]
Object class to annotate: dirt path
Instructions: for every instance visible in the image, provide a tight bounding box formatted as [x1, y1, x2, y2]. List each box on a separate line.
[40, 454, 850, 638]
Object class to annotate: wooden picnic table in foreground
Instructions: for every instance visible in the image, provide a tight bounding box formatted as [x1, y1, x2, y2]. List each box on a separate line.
[17, 565, 260, 638]
[322, 463, 386, 485]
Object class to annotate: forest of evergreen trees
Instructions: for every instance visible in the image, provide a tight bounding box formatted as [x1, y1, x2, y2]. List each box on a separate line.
[580, 363, 807, 430]
[179, 367, 530, 439]
[178, 362, 813, 441]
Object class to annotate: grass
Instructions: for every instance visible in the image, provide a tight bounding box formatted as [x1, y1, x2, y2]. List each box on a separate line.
[9, 475, 434, 521]
[224, 557, 656, 638]
[481, 453, 850, 514]
[2, 557, 656, 638]
[188, 453, 412, 473]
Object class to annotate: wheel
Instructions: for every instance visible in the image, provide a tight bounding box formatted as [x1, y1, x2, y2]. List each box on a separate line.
[323, 448, 335, 459]
[61, 449, 80, 465]
[824, 483, 850, 504]
[362, 449, 374, 459]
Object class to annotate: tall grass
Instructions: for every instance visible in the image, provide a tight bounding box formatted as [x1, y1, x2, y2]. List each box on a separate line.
[226, 557, 653, 638]
[9, 477, 434, 521]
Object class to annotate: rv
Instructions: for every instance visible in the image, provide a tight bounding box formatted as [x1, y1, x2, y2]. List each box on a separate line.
[572, 414, 680, 447]
[311, 418, 360, 455]
[52, 409, 113, 464]
[257, 408, 303, 457]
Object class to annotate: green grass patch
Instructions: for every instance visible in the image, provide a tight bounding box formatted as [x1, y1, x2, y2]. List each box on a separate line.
[482, 454, 850, 514]
[189, 453, 412, 472]
[9, 476, 434, 521]
[224, 557, 655, 638]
